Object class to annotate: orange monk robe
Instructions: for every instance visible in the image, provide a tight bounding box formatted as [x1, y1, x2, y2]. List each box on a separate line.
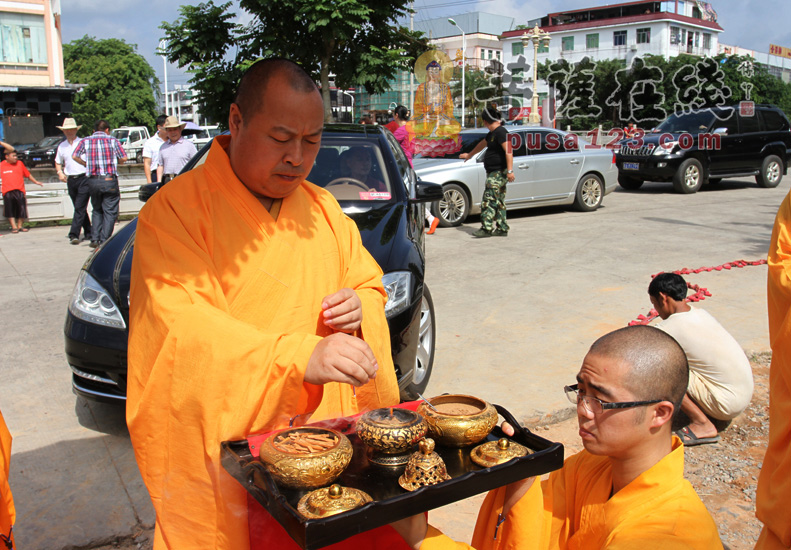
[756, 188, 791, 550]
[0, 410, 15, 549]
[421, 437, 723, 550]
[127, 135, 401, 549]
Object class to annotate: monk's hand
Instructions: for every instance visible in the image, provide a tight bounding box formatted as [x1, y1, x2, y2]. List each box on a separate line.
[322, 288, 362, 333]
[390, 514, 428, 549]
[305, 333, 378, 387]
[499, 420, 537, 514]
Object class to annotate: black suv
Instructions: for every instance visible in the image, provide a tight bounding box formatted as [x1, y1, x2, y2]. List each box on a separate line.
[64, 124, 443, 403]
[616, 104, 791, 193]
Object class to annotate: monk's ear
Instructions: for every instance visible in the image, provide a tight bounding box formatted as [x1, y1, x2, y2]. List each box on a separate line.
[228, 103, 244, 137]
[650, 400, 675, 429]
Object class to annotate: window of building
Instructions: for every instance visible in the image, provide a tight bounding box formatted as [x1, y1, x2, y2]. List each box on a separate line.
[681, 29, 687, 46]
[613, 30, 627, 46]
[488, 49, 493, 59]
[703, 33, 711, 49]
[496, 50, 501, 61]
[562, 36, 574, 51]
[512, 42, 524, 56]
[637, 28, 651, 44]
[480, 49, 485, 60]
[0, 12, 47, 64]
[538, 42, 549, 53]
[694, 32, 700, 47]
[511, 68, 524, 82]
[586, 34, 599, 49]
[670, 26, 681, 44]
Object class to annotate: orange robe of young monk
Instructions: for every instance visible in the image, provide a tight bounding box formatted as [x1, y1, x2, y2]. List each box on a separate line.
[756, 188, 791, 550]
[1, 410, 15, 549]
[127, 136, 401, 549]
[420, 438, 722, 550]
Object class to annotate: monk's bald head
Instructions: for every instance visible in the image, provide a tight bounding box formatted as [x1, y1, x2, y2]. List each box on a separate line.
[589, 325, 688, 411]
[233, 58, 319, 120]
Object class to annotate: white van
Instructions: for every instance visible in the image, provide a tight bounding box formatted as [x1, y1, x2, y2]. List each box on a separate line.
[111, 126, 150, 163]
[185, 125, 220, 148]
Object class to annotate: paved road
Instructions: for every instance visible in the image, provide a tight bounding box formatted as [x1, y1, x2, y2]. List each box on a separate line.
[0, 175, 787, 548]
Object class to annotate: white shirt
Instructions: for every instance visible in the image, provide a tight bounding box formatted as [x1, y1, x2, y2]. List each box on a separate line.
[142, 134, 166, 171]
[55, 137, 86, 176]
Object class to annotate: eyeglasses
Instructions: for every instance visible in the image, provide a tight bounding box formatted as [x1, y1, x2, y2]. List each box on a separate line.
[564, 384, 663, 415]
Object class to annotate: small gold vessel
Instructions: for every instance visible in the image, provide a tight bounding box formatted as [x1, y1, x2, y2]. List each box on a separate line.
[258, 427, 352, 490]
[297, 484, 372, 519]
[398, 438, 451, 491]
[470, 437, 530, 468]
[417, 394, 498, 447]
[356, 407, 428, 467]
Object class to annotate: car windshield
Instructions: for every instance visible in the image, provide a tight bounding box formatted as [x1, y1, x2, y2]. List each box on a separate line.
[35, 136, 62, 148]
[414, 132, 485, 160]
[307, 139, 392, 202]
[655, 111, 717, 134]
[207, 127, 221, 138]
[112, 130, 129, 142]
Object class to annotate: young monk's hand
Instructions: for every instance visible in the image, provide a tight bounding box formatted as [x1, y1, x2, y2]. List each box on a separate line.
[305, 333, 378, 386]
[390, 514, 428, 550]
[322, 288, 362, 333]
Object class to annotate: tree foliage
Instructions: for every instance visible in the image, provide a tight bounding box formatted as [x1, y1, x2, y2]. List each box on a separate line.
[537, 53, 791, 130]
[63, 36, 159, 135]
[160, 0, 427, 125]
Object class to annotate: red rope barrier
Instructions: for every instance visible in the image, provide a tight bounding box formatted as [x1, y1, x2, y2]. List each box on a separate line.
[628, 259, 767, 326]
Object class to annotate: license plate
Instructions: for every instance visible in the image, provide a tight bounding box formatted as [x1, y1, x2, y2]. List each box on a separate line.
[33, 157, 42, 162]
[623, 162, 640, 170]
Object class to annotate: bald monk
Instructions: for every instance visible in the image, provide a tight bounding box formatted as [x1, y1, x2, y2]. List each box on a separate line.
[127, 58, 404, 549]
[756, 188, 791, 550]
[392, 326, 724, 550]
[1, 410, 15, 549]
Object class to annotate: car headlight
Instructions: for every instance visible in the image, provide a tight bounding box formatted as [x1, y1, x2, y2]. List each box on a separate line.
[68, 270, 126, 329]
[382, 271, 412, 319]
[654, 142, 677, 154]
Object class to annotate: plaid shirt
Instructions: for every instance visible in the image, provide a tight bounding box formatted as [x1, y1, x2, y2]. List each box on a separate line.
[73, 131, 127, 176]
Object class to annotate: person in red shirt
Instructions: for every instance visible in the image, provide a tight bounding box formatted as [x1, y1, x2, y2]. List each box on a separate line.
[0, 141, 43, 234]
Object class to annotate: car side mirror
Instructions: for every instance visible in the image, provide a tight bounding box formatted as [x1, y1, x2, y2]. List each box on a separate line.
[411, 178, 444, 204]
[138, 182, 163, 203]
[713, 127, 728, 135]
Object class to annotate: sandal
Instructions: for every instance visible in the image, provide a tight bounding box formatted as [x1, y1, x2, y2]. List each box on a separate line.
[11, 229, 18, 234]
[19, 227, 28, 232]
[675, 426, 720, 446]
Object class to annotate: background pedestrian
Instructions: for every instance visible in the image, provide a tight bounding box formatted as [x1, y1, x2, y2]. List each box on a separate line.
[0, 141, 43, 234]
[55, 118, 92, 244]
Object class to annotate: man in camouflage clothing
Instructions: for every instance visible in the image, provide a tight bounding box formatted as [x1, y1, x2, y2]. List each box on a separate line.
[459, 107, 514, 237]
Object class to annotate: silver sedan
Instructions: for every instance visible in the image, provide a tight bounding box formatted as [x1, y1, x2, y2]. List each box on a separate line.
[414, 127, 619, 227]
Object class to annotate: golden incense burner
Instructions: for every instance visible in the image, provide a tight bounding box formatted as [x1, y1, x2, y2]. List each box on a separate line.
[356, 407, 428, 467]
[417, 394, 498, 447]
[259, 427, 353, 490]
[297, 484, 373, 519]
[398, 438, 451, 491]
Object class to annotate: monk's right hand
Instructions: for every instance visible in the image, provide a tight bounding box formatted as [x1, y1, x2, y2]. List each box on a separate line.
[305, 333, 379, 387]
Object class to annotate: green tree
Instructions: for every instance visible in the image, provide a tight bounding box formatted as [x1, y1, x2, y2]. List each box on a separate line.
[160, 0, 427, 125]
[450, 66, 502, 127]
[63, 36, 159, 134]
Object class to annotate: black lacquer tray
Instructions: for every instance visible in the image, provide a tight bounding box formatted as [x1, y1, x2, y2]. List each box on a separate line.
[221, 403, 564, 550]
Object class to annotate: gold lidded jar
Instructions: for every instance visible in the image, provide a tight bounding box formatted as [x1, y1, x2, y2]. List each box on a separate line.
[356, 407, 428, 467]
[258, 427, 352, 490]
[297, 484, 373, 519]
[417, 394, 498, 447]
[470, 437, 530, 468]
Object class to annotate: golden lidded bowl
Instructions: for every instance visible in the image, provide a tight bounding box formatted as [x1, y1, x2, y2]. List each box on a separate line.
[417, 394, 498, 447]
[356, 407, 428, 456]
[470, 437, 530, 468]
[258, 427, 352, 490]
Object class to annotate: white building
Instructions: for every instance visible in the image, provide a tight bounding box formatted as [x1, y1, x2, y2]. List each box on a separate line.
[501, 1, 723, 105]
[719, 43, 791, 83]
[163, 84, 203, 125]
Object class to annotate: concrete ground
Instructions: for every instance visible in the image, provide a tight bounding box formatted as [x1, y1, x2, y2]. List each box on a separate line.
[0, 175, 787, 548]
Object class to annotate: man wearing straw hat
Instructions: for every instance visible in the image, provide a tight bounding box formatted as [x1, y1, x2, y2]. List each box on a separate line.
[157, 116, 197, 183]
[55, 117, 92, 245]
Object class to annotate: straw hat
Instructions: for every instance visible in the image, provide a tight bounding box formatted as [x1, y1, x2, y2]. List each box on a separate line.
[163, 116, 186, 129]
[56, 117, 82, 130]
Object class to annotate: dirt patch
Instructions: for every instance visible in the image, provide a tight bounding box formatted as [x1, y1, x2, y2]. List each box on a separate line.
[532, 352, 770, 550]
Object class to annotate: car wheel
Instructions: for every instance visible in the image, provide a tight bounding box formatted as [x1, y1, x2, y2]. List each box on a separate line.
[672, 158, 704, 194]
[574, 174, 604, 212]
[618, 174, 643, 190]
[433, 183, 468, 227]
[708, 178, 722, 185]
[756, 155, 783, 188]
[403, 284, 435, 400]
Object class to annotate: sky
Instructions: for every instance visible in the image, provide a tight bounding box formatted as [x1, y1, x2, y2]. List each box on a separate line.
[60, 0, 791, 97]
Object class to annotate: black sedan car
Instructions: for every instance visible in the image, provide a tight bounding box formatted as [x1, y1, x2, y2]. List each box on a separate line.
[19, 135, 66, 167]
[64, 124, 442, 403]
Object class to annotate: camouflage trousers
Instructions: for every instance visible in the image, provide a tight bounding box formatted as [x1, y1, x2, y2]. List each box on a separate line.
[480, 170, 509, 232]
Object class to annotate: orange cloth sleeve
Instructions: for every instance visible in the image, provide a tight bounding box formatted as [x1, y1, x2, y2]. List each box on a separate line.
[756, 189, 791, 550]
[127, 137, 399, 550]
[0, 410, 15, 549]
